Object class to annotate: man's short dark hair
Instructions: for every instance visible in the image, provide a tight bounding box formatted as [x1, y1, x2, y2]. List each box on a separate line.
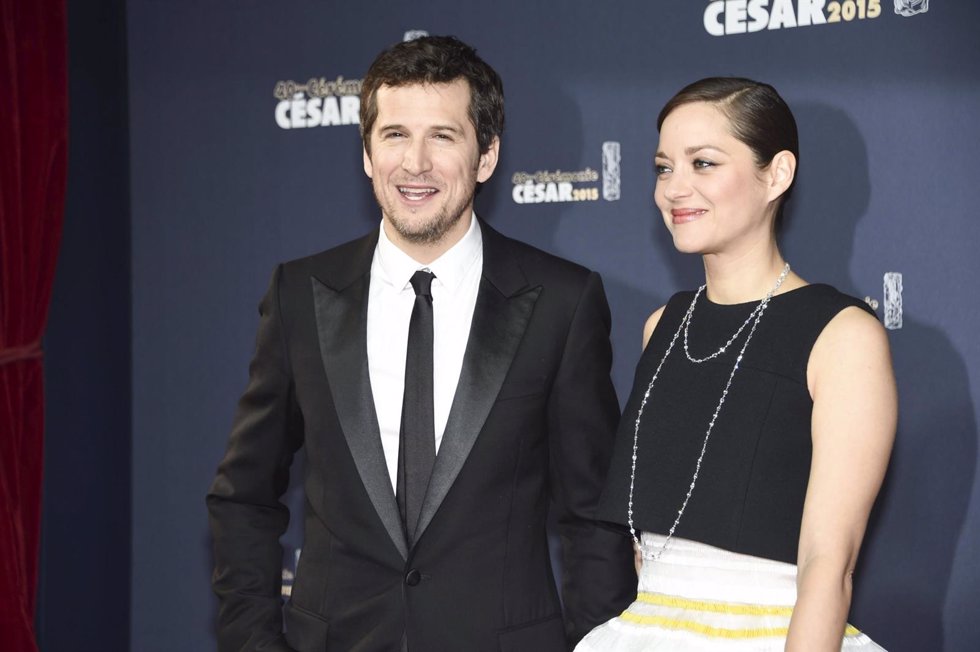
[360, 35, 505, 156]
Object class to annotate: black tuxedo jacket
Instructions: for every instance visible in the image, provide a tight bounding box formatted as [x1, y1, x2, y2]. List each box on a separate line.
[207, 221, 634, 652]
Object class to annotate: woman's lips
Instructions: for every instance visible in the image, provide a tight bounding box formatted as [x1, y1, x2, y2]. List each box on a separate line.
[671, 208, 707, 224]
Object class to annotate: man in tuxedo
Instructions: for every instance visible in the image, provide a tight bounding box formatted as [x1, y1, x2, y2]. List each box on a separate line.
[207, 35, 634, 652]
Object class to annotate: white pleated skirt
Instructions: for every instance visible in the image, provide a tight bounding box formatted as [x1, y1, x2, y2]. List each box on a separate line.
[576, 533, 885, 651]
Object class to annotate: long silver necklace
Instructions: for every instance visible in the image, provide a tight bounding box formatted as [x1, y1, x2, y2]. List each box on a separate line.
[627, 263, 791, 560]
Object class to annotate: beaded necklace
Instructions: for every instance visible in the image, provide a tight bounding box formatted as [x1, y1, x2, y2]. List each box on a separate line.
[627, 263, 791, 560]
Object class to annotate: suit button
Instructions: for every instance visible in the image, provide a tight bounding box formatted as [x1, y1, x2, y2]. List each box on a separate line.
[404, 569, 422, 586]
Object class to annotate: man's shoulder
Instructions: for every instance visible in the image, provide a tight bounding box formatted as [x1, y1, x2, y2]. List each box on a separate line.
[481, 220, 593, 283]
[284, 229, 379, 267]
[276, 229, 379, 289]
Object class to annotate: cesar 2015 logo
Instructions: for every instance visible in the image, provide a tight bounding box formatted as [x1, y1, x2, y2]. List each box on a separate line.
[511, 142, 621, 205]
[273, 77, 362, 130]
[704, 0, 928, 37]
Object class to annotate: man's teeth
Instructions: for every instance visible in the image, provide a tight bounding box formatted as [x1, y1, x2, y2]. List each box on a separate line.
[398, 187, 436, 199]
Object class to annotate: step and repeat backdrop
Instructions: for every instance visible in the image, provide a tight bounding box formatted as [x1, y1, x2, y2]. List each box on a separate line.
[126, 1, 978, 649]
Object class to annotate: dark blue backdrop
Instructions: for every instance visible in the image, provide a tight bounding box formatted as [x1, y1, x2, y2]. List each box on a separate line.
[41, 1, 980, 650]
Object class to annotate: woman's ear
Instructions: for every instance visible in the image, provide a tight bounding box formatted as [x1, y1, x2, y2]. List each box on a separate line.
[767, 150, 797, 201]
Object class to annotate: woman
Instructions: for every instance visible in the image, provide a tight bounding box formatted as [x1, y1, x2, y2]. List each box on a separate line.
[577, 78, 896, 650]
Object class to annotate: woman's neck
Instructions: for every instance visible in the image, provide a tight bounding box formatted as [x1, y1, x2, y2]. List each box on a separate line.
[702, 246, 801, 304]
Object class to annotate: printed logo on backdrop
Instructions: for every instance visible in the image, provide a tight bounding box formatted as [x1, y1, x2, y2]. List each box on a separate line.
[703, 0, 888, 36]
[894, 0, 928, 16]
[281, 548, 301, 597]
[512, 141, 621, 205]
[272, 31, 429, 130]
[273, 76, 362, 130]
[863, 272, 903, 330]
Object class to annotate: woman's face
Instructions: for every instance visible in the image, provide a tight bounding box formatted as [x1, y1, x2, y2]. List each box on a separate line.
[654, 102, 776, 257]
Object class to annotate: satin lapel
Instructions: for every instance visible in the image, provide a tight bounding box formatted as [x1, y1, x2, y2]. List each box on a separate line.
[415, 226, 541, 542]
[312, 272, 409, 560]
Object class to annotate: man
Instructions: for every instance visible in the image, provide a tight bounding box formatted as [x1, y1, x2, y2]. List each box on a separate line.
[207, 35, 633, 652]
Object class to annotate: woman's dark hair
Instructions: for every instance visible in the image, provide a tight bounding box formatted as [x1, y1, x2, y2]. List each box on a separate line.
[360, 35, 504, 156]
[658, 77, 799, 230]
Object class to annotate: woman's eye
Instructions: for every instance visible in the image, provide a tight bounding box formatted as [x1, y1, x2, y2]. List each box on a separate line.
[693, 159, 715, 169]
[655, 164, 671, 175]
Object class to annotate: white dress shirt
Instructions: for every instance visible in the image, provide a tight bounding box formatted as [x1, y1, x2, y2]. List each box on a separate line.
[367, 216, 483, 489]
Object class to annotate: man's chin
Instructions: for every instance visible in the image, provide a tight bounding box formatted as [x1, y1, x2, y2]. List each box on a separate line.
[398, 228, 445, 246]
[385, 208, 468, 246]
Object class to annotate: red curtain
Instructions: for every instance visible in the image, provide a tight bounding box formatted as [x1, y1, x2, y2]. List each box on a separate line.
[0, 0, 67, 649]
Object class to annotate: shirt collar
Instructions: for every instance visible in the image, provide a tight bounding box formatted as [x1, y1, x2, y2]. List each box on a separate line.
[376, 213, 482, 294]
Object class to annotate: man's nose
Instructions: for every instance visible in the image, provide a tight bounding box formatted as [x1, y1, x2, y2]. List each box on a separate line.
[401, 139, 432, 176]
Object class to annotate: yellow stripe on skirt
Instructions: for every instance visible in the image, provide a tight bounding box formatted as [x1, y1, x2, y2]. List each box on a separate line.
[575, 533, 885, 651]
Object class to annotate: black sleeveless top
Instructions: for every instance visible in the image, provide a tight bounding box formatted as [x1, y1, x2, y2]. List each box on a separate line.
[598, 284, 875, 564]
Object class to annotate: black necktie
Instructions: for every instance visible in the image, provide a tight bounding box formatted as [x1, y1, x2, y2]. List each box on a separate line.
[397, 270, 436, 546]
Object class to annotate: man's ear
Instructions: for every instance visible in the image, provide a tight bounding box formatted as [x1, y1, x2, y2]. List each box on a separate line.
[476, 136, 500, 183]
[363, 146, 373, 179]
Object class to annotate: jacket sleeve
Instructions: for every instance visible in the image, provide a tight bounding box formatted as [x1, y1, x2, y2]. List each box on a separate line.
[547, 271, 636, 646]
[206, 265, 303, 652]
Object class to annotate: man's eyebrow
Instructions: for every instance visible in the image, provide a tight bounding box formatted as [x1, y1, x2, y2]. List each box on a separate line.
[377, 123, 465, 133]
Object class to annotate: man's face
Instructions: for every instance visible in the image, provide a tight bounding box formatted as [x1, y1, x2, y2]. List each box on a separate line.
[363, 80, 498, 252]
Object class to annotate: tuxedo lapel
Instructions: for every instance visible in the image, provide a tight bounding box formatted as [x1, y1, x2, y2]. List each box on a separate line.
[311, 231, 409, 560]
[415, 223, 541, 542]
